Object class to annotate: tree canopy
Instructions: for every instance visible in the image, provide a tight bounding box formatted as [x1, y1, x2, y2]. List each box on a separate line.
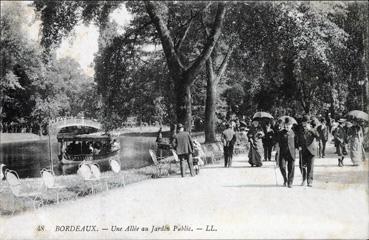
[2, 1, 368, 137]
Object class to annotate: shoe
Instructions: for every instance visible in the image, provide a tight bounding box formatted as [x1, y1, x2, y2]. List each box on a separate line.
[283, 181, 287, 187]
[288, 184, 292, 188]
[307, 183, 312, 187]
[300, 181, 306, 186]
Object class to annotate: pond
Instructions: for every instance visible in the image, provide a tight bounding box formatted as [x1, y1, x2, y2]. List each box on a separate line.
[0, 133, 159, 178]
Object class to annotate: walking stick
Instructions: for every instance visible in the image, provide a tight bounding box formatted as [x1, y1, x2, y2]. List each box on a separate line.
[299, 149, 303, 175]
[274, 147, 279, 186]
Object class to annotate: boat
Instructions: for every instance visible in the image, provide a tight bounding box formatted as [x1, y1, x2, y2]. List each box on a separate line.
[57, 132, 120, 165]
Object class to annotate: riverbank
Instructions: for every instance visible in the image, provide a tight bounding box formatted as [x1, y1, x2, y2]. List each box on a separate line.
[0, 127, 165, 145]
[0, 133, 48, 144]
[1, 145, 368, 239]
[0, 140, 227, 215]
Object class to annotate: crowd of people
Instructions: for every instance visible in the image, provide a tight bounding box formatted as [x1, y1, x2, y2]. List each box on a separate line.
[222, 113, 367, 188]
[166, 112, 367, 187]
[64, 138, 120, 156]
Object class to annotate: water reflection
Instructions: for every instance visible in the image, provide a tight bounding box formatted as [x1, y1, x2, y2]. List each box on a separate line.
[0, 135, 157, 178]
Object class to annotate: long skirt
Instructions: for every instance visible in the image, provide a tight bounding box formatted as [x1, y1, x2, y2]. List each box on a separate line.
[349, 137, 362, 165]
[248, 145, 263, 166]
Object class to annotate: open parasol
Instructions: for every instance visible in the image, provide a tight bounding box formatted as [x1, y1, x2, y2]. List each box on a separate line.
[253, 112, 274, 120]
[346, 110, 368, 121]
[278, 116, 297, 125]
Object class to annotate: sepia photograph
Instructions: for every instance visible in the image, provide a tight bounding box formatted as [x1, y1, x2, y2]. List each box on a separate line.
[0, 1, 368, 239]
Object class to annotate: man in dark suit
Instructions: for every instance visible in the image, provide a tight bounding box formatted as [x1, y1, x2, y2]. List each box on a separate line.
[172, 123, 195, 177]
[221, 122, 237, 168]
[317, 118, 329, 158]
[276, 118, 297, 188]
[334, 119, 347, 167]
[298, 116, 320, 187]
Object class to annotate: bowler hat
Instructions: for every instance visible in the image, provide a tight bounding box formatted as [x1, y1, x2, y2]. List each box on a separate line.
[177, 123, 184, 129]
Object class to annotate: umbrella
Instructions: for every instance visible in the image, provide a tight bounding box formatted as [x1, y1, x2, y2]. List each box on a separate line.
[278, 116, 297, 125]
[346, 110, 368, 121]
[253, 112, 274, 120]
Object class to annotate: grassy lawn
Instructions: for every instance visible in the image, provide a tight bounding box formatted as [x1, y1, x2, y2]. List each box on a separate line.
[0, 161, 183, 216]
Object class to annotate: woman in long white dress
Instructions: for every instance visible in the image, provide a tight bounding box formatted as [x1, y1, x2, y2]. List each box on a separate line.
[347, 121, 363, 166]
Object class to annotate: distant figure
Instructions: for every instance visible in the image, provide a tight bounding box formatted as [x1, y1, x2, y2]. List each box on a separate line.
[247, 121, 264, 167]
[334, 119, 347, 167]
[262, 122, 274, 161]
[221, 122, 237, 168]
[156, 127, 163, 143]
[273, 119, 284, 162]
[275, 118, 297, 188]
[192, 140, 205, 174]
[317, 118, 329, 158]
[297, 116, 320, 187]
[111, 139, 120, 151]
[347, 121, 363, 166]
[172, 123, 195, 177]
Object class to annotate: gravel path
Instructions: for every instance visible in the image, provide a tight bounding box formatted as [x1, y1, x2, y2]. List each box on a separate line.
[1, 145, 368, 239]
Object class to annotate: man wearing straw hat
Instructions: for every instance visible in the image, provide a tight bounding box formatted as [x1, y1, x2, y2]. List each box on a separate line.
[297, 116, 320, 187]
[221, 122, 237, 168]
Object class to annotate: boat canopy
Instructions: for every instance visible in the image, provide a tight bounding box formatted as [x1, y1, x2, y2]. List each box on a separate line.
[57, 132, 113, 142]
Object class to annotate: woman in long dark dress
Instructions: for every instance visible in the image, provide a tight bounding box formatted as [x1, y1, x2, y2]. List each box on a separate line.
[247, 121, 265, 167]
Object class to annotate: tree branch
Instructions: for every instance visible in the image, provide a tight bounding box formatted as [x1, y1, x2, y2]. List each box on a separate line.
[184, 2, 226, 85]
[175, 17, 194, 51]
[215, 44, 234, 83]
[145, 1, 185, 74]
[206, 56, 215, 82]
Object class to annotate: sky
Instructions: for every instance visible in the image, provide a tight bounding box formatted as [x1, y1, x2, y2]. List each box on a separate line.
[19, 1, 132, 77]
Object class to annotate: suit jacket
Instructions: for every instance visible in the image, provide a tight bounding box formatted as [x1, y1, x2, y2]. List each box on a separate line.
[276, 129, 296, 160]
[172, 131, 194, 155]
[298, 128, 320, 156]
[317, 124, 329, 141]
[334, 125, 346, 144]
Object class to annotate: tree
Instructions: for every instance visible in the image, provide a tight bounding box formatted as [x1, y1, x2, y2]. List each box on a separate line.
[34, 1, 227, 131]
[144, 1, 226, 131]
[0, 2, 40, 123]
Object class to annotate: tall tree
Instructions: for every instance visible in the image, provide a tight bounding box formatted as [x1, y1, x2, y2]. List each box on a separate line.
[34, 1, 227, 131]
[144, 1, 226, 131]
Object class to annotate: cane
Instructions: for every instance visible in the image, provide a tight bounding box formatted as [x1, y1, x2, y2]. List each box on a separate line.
[274, 148, 279, 186]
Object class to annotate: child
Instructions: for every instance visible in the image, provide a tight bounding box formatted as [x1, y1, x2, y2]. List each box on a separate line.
[192, 140, 205, 175]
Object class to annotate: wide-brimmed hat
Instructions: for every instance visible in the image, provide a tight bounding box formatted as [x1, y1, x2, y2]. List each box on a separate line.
[338, 118, 346, 123]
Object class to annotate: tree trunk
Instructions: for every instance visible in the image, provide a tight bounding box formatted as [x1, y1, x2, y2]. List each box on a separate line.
[205, 69, 217, 143]
[175, 80, 192, 132]
[145, 2, 226, 132]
